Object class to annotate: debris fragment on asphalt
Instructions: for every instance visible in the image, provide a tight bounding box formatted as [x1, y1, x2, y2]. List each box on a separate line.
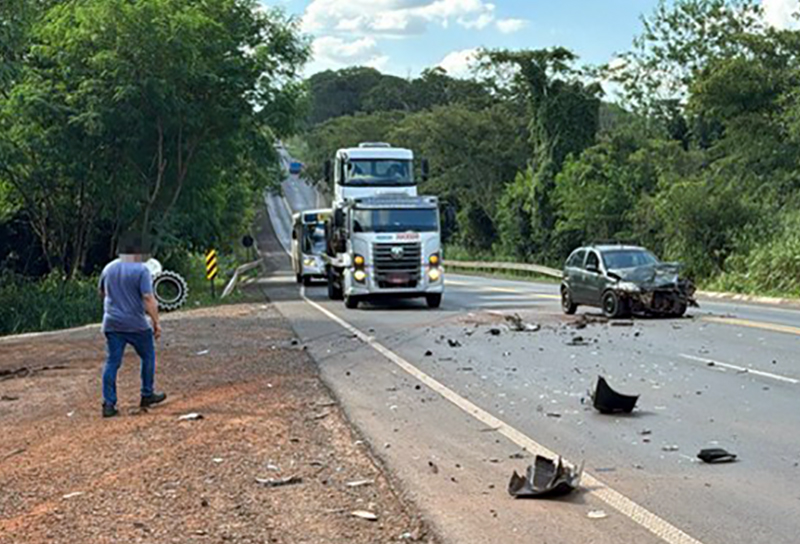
[610, 321, 634, 327]
[351, 510, 378, 521]
[447, 339, 461, 348]
[698, 448, 737, 464]
[662, 445, 680, 452]
[587, 510, 608, 519]
[428, 461, 439, 474]
[424, 350, 433, 357]
[508, 455, 583, 498]
[178, 413, 204, 421]
[504, 314, 540, 332]
[509, 452, 526, 460]
[488, 328, 502, 336]
[592, 376, 639, 414]
[255, 475, 303, 488]
[567, 336, 591, 347]
[346, 479, 374, 488]
[195, 349, 209, 356]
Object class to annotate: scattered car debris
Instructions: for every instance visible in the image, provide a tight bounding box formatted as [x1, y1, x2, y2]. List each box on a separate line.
[351, 510, 378, 521]
[178, 413, 204, 421]
[662, 445, 680, 452]
[1, 394, 19, 401]
[592, 377, 639, 414]
[255, 475, 303, 488]
[509, 452, 526, 460]
[447, 339, 461, 348]
[698, 448, 737, 464]
[62, 492, 84, 500]
[346, 479, 374, 488]
[546, 412, 562, 418]
[195, 349, 210, 356]
[488, 328, 502, 336]
[567, 336, 591, 347]
[424, 350, 433, 357]
[428, 461, 439, 474]
[508, 455, 583, 498]
[587, 510, 608, 519]
[504, 314, 540, 332]
[610, 321, 634, 327]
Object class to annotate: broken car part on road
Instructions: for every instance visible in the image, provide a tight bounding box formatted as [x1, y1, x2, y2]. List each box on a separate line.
[698, 448, 737, 464]
[508, 455, 583, 498]
[592, 376, 640, 414]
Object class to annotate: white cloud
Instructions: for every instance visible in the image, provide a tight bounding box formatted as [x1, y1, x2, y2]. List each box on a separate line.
[438, 47, 480, 78]
[495, 17, 528, 34]
[762, 0, 799, 29]
[306, 36, 389, 72]
[302, 0, 497, 36]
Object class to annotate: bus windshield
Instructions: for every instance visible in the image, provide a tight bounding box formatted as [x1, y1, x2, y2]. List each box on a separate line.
[352, 209, 438, 233]
[303, 224, 326, 254]
[345, 159, 413, 186]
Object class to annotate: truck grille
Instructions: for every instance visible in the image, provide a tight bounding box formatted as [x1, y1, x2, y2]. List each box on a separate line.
[373, 242, 421, 289]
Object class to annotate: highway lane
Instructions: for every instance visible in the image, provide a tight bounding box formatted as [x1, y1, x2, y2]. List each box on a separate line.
[264, 173, 800, 544]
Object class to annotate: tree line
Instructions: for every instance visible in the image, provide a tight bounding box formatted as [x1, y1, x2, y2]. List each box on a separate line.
[298, 0, 800, 296]
[0, 0, 308, 280]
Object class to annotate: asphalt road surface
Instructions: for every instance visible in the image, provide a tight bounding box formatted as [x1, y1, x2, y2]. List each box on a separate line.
[259, 167, 800, 544]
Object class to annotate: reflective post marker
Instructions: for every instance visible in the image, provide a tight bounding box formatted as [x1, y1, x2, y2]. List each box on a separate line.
[206, 249, 218, 298]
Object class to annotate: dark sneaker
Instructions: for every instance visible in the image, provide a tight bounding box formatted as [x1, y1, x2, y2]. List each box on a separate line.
[102, 404, 118, 418]
[140, 392, 167, 408]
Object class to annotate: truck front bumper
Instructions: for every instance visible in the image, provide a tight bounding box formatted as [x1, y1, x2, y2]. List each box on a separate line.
[345, 268, 444, 297]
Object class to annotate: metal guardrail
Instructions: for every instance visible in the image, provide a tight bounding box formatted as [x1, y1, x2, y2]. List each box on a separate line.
[221, 260, 263, 298]
[443, 260, 561, 279]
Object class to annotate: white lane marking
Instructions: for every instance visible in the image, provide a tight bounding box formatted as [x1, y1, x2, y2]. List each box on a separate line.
[301, 286, 705, 544]
[679, 354, 799, 385]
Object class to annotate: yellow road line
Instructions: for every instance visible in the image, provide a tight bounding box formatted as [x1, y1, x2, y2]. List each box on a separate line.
[301, 286, 705, 544]
[703, 316, 800, 336]
[446, 280, 560, 299]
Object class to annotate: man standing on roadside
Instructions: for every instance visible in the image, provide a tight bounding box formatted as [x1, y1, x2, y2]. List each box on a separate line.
[99, 234, 167, 418]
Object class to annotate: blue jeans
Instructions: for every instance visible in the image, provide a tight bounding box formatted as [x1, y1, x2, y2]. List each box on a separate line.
[103, 330, 156, 406]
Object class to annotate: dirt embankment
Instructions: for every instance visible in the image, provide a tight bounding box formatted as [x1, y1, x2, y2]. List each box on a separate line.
[0, 301, 433, 543]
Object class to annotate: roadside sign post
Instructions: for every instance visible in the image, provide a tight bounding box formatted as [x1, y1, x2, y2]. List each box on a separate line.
[205, 249, 219, 298]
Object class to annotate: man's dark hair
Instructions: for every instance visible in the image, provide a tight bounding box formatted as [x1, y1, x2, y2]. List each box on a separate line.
[118, 232, 151, 255]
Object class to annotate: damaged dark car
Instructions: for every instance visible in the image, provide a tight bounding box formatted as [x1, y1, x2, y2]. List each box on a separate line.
[560, 244, 697, 318]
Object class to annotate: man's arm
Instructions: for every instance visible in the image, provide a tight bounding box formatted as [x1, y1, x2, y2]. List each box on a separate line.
[143, 294, 161, 340]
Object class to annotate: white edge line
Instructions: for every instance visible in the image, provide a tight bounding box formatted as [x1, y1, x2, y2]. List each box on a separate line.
[679, 354, 799, 385]
[300, 284, 705, 544]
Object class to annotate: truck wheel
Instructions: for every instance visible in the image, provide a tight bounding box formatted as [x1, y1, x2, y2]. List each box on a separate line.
[602, 290, 628, 319]
[561, 286, 577, 315]
[295, 273, 302, 284]
[426, 294, 442, 309]
[302, 276, 312, 287]
[344, 295, 360, 309]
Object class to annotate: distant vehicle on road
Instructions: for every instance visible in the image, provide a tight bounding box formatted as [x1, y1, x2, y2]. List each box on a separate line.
[292, 209, 330, 286]
[288, 161, 303, 175]
[561, 244, 696, 318]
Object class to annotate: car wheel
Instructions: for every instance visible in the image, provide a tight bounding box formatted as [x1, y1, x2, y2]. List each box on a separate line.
[672, 302, 687, 318]
[426, 294, 442, 309]
[561, 286, 577, 315]
[602, 290, 627, 318]
[344, 295, 359, 309]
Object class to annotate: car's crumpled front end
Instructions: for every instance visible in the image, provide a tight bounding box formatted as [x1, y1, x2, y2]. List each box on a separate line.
[608, 263, 697, 316]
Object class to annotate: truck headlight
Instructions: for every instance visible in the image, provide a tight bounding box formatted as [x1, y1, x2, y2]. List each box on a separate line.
[428, 268, 441, 282]
[354, 255, 365, 267]
[429, 253, 440, 266]
[303, 258, 314, 266]
[354, 269, 367, 283]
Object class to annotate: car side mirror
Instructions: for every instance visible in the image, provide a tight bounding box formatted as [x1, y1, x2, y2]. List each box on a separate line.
[421, 158, 430, 182]
[324, 160, 332, 183]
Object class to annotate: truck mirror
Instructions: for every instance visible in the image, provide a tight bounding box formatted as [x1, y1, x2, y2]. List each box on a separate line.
[334, 208, 345, 228]
[324, 160, 332, 183]
[421, 158, 430, 182]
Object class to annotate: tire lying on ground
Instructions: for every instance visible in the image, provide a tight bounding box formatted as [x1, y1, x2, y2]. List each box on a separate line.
[153, 270, 189, 311]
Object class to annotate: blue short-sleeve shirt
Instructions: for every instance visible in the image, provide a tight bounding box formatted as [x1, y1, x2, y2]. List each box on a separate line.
[99, 259, 154, 333]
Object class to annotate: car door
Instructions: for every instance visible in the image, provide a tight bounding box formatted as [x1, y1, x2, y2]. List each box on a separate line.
[582, 250, 605, 305]
[564, 249, 587, 302]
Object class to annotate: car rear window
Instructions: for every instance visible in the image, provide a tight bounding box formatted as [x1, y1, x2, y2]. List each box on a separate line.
[566, 250, 586, 268]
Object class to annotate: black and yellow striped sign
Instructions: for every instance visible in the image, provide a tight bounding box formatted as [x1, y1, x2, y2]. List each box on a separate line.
[205, 249, 218, 280]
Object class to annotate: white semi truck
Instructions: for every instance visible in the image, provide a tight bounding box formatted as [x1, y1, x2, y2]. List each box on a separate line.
[323, 143, 444, 309]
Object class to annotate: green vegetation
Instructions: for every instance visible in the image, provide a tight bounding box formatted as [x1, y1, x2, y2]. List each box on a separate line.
[296, 0, 800, 298]
[0, 0, 308, 334]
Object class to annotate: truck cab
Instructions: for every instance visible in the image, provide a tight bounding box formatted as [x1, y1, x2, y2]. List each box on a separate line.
[325, 142, 428, 204]
[327, 195, 444, 309]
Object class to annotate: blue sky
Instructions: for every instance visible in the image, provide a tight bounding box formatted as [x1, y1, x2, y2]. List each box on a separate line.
[265, 0, 795, 77]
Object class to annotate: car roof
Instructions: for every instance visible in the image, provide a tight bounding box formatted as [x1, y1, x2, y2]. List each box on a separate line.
[577, 244, 649, 253]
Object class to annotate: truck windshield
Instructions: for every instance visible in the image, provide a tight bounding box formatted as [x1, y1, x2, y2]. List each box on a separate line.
[303, 224, 326, 254]
[352, 209, 438, 233]
[346, 159, 413, 186]
[602, 250, 659, 269]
